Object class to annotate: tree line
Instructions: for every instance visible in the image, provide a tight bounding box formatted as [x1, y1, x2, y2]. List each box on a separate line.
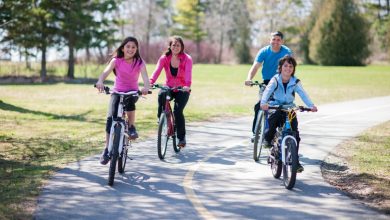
[0, 0, 389, 81]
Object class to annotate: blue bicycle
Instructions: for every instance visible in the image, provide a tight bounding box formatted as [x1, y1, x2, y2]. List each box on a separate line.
[267, 105, 312, 189]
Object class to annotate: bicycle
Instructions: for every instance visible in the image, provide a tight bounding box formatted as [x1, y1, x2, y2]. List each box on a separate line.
[95, 85, 151, 186]
[152, 84, 189, 160]
[267, 105, 312, 190]
[250, 81, 268, 162]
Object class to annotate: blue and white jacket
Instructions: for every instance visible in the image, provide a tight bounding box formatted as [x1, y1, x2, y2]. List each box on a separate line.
[260, 73, 314, 108]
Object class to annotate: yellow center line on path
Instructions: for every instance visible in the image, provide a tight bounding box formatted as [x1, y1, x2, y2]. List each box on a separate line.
[183, 142, 245, 220]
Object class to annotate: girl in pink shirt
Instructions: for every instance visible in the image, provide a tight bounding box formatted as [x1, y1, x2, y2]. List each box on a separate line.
[96, 36, 150, 165]
[150, 36, 192, 147]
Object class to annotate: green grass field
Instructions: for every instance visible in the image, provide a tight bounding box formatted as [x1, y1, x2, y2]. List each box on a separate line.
[1, 63, 390, 219]
[323, 120, 390, 213]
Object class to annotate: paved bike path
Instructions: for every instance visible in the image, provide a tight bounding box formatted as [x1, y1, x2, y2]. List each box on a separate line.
[35, 96, 390, 220]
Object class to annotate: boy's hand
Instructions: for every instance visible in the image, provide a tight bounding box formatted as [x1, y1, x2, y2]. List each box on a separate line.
[260, 104, 269, 110]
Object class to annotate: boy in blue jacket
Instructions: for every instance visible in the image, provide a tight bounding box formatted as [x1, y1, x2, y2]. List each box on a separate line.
[260, 55, 318, 172]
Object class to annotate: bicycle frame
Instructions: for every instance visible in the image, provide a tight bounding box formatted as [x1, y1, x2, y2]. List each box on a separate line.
[107, 94, 127, 156]
[164, 92, 175, 137]
[271, 106, 310, 164]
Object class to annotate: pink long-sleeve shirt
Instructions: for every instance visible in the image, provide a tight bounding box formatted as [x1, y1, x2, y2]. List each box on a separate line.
[150, 53, 192, 87]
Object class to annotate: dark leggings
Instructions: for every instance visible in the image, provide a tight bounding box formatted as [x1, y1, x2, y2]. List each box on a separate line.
[265, 110, 301, 152]
[105, 94, 138, 133]
[252, 102, 261, 134]
[158, 90, 190, 141]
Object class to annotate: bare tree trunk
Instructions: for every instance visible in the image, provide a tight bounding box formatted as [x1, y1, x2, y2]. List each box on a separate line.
[145, 0, 153, 62]
[40, 45, 47, 81]
[86, 46, 90, 62]
[217, 0, 227, 64]
[67, 42, 75, 79]
[195, 1, 201, 63]
[25, 48, 31, 70]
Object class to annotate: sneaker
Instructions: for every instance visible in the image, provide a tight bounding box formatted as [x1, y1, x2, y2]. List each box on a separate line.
[297, 162, 304, 173]
[100, 148, 110, 165]
[262, 140, 272, 149]
[178, 138, 186, 148]
[128, 125, 139, 139]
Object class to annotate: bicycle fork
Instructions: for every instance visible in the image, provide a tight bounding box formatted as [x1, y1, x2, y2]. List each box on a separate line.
[108, 121, 125, 156]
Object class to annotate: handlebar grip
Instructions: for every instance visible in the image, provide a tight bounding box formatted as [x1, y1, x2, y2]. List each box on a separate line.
[94, 84, 110, 94]
[299, 106, 312, 112]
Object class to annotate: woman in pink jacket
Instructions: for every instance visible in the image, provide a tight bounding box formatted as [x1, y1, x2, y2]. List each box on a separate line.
[150, 36, 192, 147]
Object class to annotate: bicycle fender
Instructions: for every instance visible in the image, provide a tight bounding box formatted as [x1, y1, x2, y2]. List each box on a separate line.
[281, 135, 298, 164]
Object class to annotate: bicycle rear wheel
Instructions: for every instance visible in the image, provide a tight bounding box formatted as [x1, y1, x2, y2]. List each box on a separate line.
[283, 137, 298, 189]
[253, 110, 265, 161]
[108, 124, 121, 186]
[118, 138, 128, 174]
[157, 113, 169, 159]
[271, 147, 282, 178]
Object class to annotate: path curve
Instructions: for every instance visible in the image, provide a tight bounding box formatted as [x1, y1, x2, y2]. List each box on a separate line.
[35, 96, 390, 220]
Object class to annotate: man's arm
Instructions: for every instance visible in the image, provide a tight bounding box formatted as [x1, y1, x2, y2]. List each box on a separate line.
[244, 62, 262, 86]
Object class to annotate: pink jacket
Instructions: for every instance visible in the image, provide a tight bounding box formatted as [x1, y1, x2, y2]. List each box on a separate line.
[150, 53, 192, 87]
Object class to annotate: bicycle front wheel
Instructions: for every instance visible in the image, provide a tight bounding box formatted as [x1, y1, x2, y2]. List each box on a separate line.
[283, 137, 298, 190]
[172, 124, 179, 153]
[253, 110, 265, 161]
[157, 113, 169, 159]
[108, 124, 121, 186]
[118, 138, 128, 174]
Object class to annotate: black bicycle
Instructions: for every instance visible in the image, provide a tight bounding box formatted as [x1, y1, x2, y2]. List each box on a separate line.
[251, 81, 268, 162]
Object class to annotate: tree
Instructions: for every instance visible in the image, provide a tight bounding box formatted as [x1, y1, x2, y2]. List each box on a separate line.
[309, 0, 370, 65]
[54, 0, 117, 79]
[203, 0, 233, 63]
[173, 0, 208, 62]
[362, 0, 390, 59]
[0, 0, 59, 81]
[300, 0, 323, 64]
[227, 0, 252, 64]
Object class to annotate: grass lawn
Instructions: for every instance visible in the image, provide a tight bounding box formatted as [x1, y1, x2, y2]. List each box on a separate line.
[322, 121, 390, 213]
[1, 63, 390, 219]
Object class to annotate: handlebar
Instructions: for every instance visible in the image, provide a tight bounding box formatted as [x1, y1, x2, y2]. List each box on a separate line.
[268, 105, 313, 112]
[249, 80, 266, 87]
[94, 84, 152, 95]
[151, 84, 191, 92]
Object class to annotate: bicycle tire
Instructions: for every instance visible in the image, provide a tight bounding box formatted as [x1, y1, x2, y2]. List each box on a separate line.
[172, 123, 179, 153]
[118, 143, 128, 174]
[283, 137, 298, 189]
[157, 113, 169, 159]
[108, 124, 121, 186]
[271, 147, 282, 178]
[253, 111, 265, 161]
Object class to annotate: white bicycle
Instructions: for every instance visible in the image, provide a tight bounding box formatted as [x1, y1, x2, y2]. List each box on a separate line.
[96, 85, 150, 186]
